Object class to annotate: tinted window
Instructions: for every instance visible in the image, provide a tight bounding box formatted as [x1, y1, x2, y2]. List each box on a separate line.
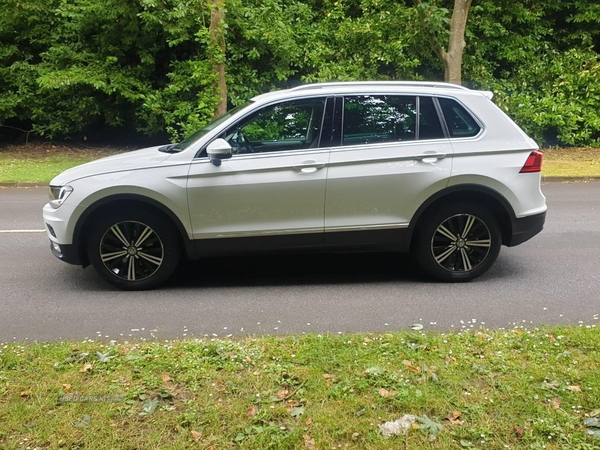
[343, 95, 416, 145]
[226, 98, 326, 154]
[438, 97, 481, 138]
[419, 96, 445, 140]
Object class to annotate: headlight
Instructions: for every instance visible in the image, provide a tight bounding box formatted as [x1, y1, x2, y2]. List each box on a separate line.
[49, 185, 73, 209]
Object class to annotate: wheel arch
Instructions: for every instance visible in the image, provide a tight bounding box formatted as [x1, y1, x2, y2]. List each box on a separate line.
[404, 184, 517, 252]
[73, 194, 196, 267]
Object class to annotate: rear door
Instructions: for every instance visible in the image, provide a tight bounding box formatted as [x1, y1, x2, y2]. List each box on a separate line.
[324, 94, 453, 248]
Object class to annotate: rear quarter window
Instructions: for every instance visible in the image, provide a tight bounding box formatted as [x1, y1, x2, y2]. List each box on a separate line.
[438, 97, 481, 138]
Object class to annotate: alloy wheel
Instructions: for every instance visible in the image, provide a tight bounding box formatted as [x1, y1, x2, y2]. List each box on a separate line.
[430, 214, 492, 272]
[99, 221, 164, 281]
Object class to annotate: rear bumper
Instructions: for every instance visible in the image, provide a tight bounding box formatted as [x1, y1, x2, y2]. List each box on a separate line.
[507, 211, 546, 247]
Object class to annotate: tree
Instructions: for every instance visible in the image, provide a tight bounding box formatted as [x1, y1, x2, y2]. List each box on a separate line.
[415, 0, 473, 84]
[209, 0, 227, 118]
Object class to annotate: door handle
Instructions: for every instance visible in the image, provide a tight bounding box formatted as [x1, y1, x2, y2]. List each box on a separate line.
[293, 161, 326, 173]
[415, 152, 446, 163]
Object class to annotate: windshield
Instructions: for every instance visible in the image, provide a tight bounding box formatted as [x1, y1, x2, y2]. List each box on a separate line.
[170, 101, 253, 152]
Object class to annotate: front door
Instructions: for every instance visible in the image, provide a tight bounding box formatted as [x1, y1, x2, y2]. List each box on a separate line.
[187, 97, 331, 253]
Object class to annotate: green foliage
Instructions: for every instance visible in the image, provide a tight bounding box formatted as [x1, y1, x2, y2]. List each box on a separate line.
[493, 49, 600, 146]
[0, 0, 599, 145]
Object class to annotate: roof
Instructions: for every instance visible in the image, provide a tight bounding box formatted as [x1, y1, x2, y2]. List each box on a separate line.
[251, 81, 493, 103]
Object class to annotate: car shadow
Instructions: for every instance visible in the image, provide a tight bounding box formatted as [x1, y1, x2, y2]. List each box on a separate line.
[166, 252, 426, 289]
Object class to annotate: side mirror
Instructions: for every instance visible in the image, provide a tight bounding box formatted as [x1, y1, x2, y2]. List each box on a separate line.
[206, 138, 232, 166]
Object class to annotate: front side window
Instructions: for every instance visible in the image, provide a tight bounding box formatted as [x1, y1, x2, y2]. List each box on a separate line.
[225, 98, 326, 155]
[342, 95, 417, 145]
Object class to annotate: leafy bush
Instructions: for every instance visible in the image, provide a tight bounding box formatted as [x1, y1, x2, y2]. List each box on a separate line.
[0, 0, 599, 146]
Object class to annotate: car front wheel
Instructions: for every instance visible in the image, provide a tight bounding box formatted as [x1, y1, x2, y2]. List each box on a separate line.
[87, 210, 180, 290]
[415, 204, 502, 282]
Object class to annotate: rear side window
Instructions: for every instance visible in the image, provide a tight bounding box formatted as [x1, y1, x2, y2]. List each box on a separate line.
[342, 95, 417, 145]
[438, 97, 481, 138]
[341, 95, 447, 146]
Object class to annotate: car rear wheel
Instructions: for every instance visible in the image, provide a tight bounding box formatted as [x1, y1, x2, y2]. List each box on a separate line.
[415, 203, 501, 282]
[87, 210, 180, 290]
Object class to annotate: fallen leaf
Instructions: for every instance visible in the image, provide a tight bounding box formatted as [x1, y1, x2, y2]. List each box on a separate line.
[446, 410, 464, 425]
[19, 391, 28, 398]
[542, 380, 559, 390]
[73, 415, 91, 428]
[378, 388, 397, 398]
[191, 430, 202, 442]
[590, 409, 600, 418]
[80, 363, 93, 373]
[514, 425, 524, 438]
[140, 398, 159, 416]
[322, 373, 335, 379]
[247, 405, 259, 418]
[445, 355, 456, 365]
[402, 360, 421, 374]
[244, 356, 253, 363]
[161, 374, 171, 383]
[416, 415, 443, 440]
[567, 385, 582, 392]
[305, 417, 313, 425]
[550, 398, 561, 409]
[549, 334, 556, 343]
[96, 351, 114, 363]
[303, 434, 316, 450]
[364, 366, 384, 376]
[62, 384, 72, 392]
[276, 388, 290, 399]
[351, 432, 360, 441]
[290, 405, 305, 418]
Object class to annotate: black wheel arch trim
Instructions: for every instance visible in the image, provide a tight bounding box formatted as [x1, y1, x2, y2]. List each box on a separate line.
[73, 194, 196, 267]
[403, 184, 518, 252]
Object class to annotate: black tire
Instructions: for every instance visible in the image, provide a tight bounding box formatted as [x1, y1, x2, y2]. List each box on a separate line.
[414, 203, 502, 282]
[87, 209, 180, 290]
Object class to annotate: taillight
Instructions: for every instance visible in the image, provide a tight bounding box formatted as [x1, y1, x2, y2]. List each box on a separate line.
[519, 151, 543, 173]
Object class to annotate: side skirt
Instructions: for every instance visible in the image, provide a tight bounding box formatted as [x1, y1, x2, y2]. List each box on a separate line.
[191, 228, 407, 258]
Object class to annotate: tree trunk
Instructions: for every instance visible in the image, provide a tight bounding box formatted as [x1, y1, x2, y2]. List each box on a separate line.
[442, 0, 472, 85]
[209, 0, 227, 118]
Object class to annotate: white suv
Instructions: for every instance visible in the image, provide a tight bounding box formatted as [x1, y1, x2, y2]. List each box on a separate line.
[43, 82, 546, 290]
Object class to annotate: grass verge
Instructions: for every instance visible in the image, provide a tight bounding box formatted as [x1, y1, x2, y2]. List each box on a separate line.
[542, 147, 600, 179]
[1, 145, 600, 184]
[0, 144, 122, 184]
[1, 326, 599, 449]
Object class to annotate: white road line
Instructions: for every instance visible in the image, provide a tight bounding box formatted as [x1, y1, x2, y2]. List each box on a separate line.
[0, 230, 46, 233]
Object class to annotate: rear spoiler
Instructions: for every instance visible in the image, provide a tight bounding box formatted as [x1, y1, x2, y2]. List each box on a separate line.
[479, 90, 494, 100]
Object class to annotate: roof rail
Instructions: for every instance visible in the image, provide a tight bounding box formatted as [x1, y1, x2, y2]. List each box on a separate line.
[289, 81, 471, 92]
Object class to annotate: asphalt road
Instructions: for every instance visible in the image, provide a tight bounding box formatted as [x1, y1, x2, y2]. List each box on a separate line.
[1, 182, 598, 342]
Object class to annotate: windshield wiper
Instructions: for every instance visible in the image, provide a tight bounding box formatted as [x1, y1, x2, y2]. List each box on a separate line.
[158, 143, 180, 153]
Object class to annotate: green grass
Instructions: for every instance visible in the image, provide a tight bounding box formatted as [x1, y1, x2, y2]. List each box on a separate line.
[542, 147, 600, 179]
[1, 145, 599, 184]
[1, 326, 599, 449]
[0, 146, 122, 183]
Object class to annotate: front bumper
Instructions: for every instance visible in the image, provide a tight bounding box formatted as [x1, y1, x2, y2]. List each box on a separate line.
[507, 211, 546, 247]
[49, 241, 82, 265]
